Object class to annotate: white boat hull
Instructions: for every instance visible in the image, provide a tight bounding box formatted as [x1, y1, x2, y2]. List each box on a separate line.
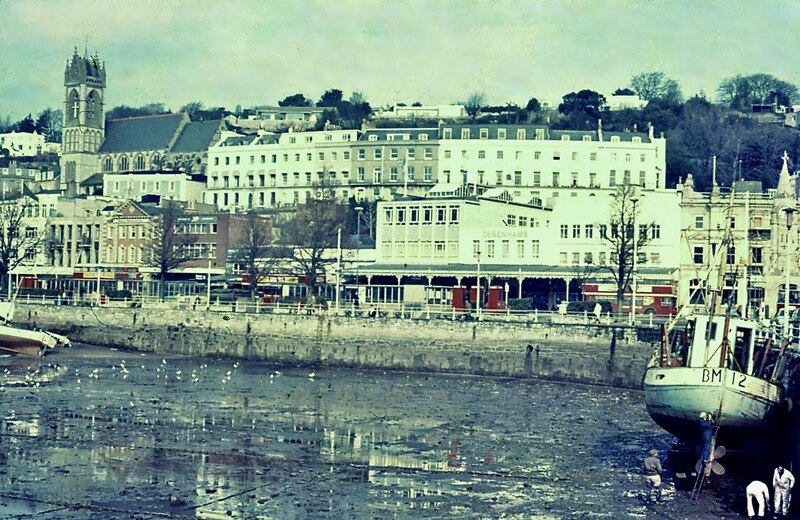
[0, 323, 69, 357]
[643, 366, 784, 445]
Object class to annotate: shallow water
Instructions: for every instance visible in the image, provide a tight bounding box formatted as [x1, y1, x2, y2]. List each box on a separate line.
[0, 345, 757, 518]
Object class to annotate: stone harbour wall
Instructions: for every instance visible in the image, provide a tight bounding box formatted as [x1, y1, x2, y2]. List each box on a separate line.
[19, 303, 658, 389]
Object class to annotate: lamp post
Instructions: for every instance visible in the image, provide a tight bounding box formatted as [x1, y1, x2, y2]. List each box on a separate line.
[782, 206, 796, 338]
[206, 254, 212, 310]
[630, 193, 640, 326]
[355, 207, 363, 303]
[335, 226, 341, 313]
[476, 249, 482, 320]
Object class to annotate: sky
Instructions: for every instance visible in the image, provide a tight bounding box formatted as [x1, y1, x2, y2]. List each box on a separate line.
[1, 0, 800, 121]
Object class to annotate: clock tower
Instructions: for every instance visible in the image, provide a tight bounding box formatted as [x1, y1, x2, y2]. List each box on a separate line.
[61, 47, 106, 190]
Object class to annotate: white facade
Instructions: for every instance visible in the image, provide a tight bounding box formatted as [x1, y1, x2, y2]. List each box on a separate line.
[103, 172, 205, 203]
[377, 189, 552, 265]
[437, 124, 666, 192]
[205, 129, 359, 211]
[377, 185, 681, 274]
[0, 131, 45, 157]
[377, 105, 467, 119]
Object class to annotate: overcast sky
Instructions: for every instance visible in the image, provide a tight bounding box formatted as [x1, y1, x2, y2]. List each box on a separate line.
[2, 0, 799, 121]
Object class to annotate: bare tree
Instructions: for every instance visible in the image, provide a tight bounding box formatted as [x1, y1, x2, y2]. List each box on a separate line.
[593, 184, 653, 316]
[0, 191, 45, 295]
[231, 211, 274, 298]
[143, 201, 197, 299]
[279, 186, 348, 298]
[463, 92, 486, 122]
[630, 71, 683, 103]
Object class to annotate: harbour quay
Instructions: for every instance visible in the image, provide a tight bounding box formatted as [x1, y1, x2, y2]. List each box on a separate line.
[21, 302, 657, 388]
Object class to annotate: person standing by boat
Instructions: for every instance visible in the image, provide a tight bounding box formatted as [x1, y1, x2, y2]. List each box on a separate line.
[745, 480, 770, 518]
[643, 448, 663, 503]
[698, 412, 714, 464]
[772, 466, 795, 517]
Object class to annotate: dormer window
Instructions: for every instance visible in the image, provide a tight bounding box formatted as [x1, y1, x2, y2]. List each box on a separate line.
[561, 135, 570, 141]
[368, 134, 378, 141]
[611, 136, 620, 142]
[632, 136, 642, 143]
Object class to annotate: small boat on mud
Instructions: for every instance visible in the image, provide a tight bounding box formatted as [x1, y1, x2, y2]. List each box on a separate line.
[643, 311, 796, 447]
[0, 301, 70, 357]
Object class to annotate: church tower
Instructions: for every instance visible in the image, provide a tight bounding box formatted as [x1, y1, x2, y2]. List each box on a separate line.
[60, 47, 106, 191]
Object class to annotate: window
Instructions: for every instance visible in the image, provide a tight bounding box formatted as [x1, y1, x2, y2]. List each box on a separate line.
[516, 129, 526, 140]
[443, 128, 452, 139]
[373, 168, 382, 183]
[424, 148, 433, 160]
[357, 167, 365, 182]
[501, 240, 510, 257]
[561, 135, 570, 142]
[727, 246, 736, 265]
[585, 224, 593, 238]
[473, 240, 480, 258]
[752, 247, 763, 264]
[390, 148, 398, 159]
[408, 166, 415, 179]
[343, 151, 350, 160]
[506, 215, 516, 226]
[357, 149, 365, 160]
[390, 167, 398, 181]
[497, 150, 504, 159]
[407, 148, 415, 160]
[534, 151, 541, 160]
[444, 150, 452, 159]
[609, 170, 616, 187]
[374, 148, 382, 160]
[560, 224, 568, 238]
[639, 171, 646, 186]
[514, 171, 522, 185]
[623, 170, 631, 184]
[694, 215, 704, 229]
[599, 224, 607, 238]
[651, 225, 661, 239]
[571, 172, 578, 187]
[516, 240, 524, 257]
[478, 150, 485, 159]
[519, 216, 528, 227]
[531, 240, 540, 258]
[584, 252, 593, 264]
[552, 172, 560, 187]
[368, 134, 378, 141]
[497, 128, 507, 139]
[729, 216, 736, 229]
[589, 172, 597, 187]
[572, 224, 580, 238]
[479, 128, 488, 139]
[553, 151, 561, 160]
[460, 128, 470, 139]
[590, 152, 597, 161]
[583, 135, 592, 142]
[486, 240, 495, 258]
[533, 171, 541, 186]
[693, 246, 704, 264]
[424, 166, 433, 181]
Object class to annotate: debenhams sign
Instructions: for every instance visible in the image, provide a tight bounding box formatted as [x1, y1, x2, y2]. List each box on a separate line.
[481, 229, 528, 238]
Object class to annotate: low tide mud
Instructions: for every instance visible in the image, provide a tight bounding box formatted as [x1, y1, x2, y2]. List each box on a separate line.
[0, 344, 775, 519]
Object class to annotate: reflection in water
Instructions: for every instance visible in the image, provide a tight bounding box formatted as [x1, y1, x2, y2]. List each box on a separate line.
[0, 345, 674, 519]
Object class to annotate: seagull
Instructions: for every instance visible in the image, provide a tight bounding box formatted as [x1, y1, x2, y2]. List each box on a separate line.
[308, 372, 316, 379]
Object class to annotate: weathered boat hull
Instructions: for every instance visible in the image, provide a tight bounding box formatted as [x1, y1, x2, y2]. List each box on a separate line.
[643, 366, 784, 446]
[0, 324, 64, 358]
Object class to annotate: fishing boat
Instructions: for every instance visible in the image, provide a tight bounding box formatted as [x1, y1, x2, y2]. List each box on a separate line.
[0, 301, 70, 357]
[643, 311, 793, 447]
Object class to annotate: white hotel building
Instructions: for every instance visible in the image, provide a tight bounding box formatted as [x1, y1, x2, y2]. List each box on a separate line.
[204, 129, 359, 211]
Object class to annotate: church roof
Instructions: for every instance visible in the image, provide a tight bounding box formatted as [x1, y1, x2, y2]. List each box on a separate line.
[80, 172, 104, 186]
[99, 113, 186, 153]
[171, 120, 221, 153]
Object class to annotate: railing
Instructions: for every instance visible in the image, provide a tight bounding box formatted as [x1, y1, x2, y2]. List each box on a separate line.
[15, 292, 663, 326]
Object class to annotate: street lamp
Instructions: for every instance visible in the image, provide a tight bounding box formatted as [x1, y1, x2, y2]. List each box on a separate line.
[354, 206, 363, 304]
[476, 249, 482, 320]
[630, 192, 640, 326]
[335, 226, 341, 313]
[782, 206, 796, 338]
[206, 252, 212, 310]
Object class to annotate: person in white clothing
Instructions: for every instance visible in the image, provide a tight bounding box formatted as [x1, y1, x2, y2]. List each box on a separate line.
[745, 480, 769, 518]
[773, 466, 795, 517]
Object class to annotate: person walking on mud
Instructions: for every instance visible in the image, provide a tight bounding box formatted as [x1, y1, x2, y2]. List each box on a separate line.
[773, 466, 795, 517]
[643, 448, 663, 504]
[745, 480, 769, 518]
